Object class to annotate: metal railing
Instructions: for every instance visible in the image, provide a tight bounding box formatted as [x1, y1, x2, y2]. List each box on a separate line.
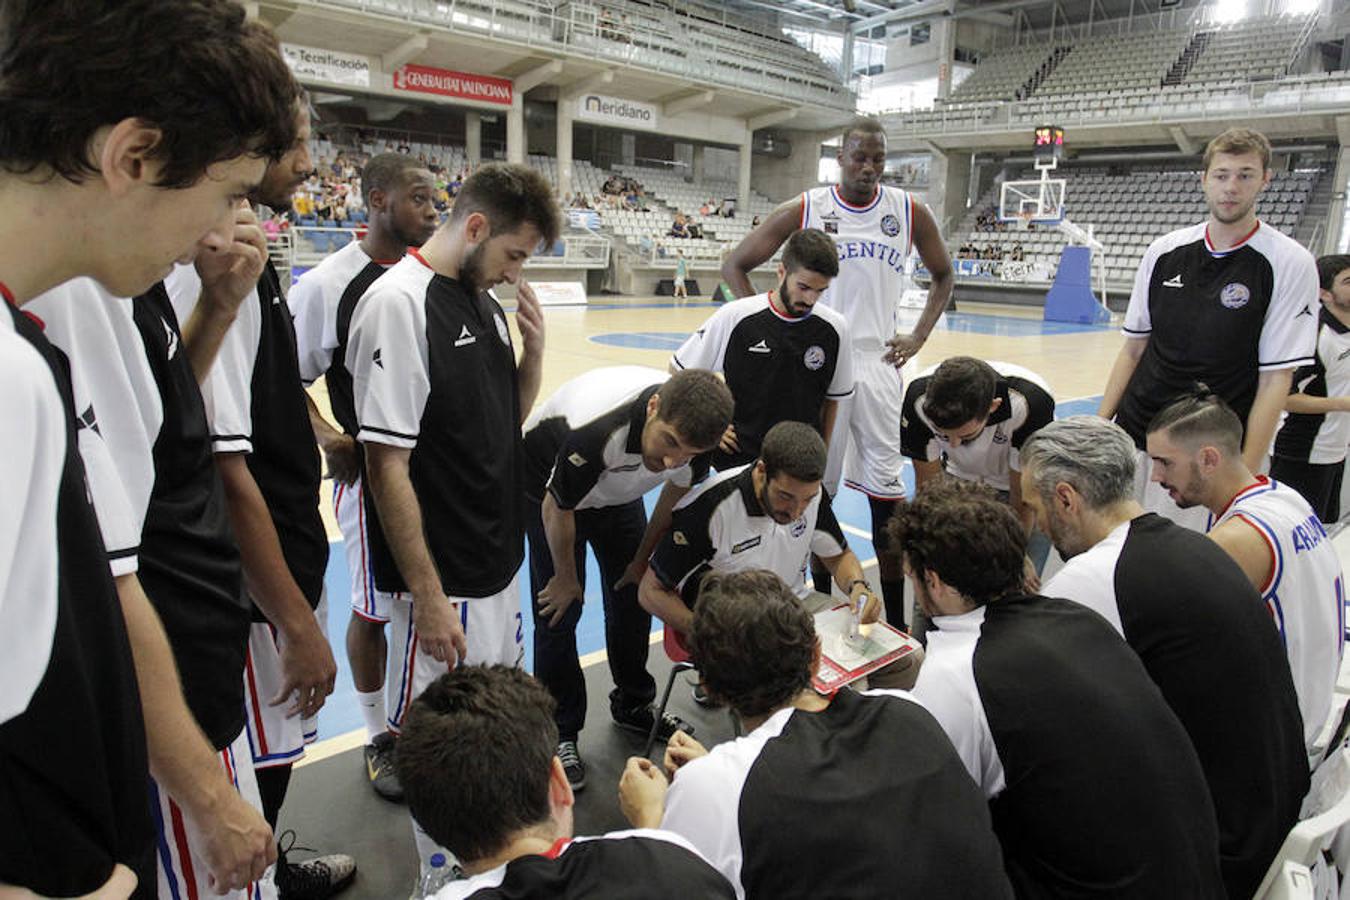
[303, 0, 854, 110]
[882, 76, 1350, 138]
[282, 226, 611, 270]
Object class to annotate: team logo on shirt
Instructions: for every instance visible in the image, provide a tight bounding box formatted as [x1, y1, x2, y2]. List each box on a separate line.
[731, 536, 762, 554]
[567, 452, 587, 467]
[1162, 274, 1184, 289]
[77, 404, 101, 436]
[747, 340, 771, 354]
[454, 324, 477, 347]
[372, 348, 385, 369]
[992, 427, 1008, 445]
[803, 345, 825, 371]
[672, 531, 688, 546]
[789, 517, 808, 537]
[880, 214, 901, 237]
[820, 211, 840, 235]
[1296, 305, 1313, 318]
[1220, 282, 1251, 309]
[494, 313, 511, 346]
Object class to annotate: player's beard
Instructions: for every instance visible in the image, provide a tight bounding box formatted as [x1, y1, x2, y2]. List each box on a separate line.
[460, 243, 487, 293]
[778, 279, 810, 318]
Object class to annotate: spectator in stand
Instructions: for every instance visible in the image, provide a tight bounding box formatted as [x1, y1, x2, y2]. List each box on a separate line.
[688, 221, 703, 240]
[699, 200, 711, 216]
[670, 216, 690, 239]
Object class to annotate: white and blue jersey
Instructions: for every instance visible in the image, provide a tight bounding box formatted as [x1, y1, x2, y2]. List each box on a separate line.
[1210, 476, 1345, 752]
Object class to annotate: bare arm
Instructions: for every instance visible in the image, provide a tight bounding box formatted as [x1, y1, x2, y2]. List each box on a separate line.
[215, 453, 335, 717]
[1286, 393, 1350, 415]
[1208, 517, 1273, 591]
[181, 207, 267, 384]
[514, 281, 545, 423]
[304, 392, 358, 486]
[536, 494, 582, 628]
[885, 202, 953, 366]
[818, 550, 881, 624]
[1098, 337, 1148, 419]
[719, 198, 802, 298]
[363, 442, 467, 663]
[637, 568, 694, 634]
[912, 458, 942, 493]
[1243, 368, 1295, 473]
[820, 399, 839, 449]
[616, 482, 690, 590]
[116, 574, 274, 891]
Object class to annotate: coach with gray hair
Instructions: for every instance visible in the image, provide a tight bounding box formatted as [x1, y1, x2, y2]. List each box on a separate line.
[1022, 415, 1307, 899]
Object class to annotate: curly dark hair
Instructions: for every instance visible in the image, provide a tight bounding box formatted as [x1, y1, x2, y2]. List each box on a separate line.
[923, 356, 999, 430]
[657, 369, 734, 449]
[450, 162, 562, 246]
[886, 480, 1025, 606]
[0, 0, 300, 188]
[396, 666, 558, 865]
[690, 570, 815, 719]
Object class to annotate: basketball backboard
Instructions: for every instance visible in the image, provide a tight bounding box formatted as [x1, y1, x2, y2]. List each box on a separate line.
[998, 177, 1066, 226]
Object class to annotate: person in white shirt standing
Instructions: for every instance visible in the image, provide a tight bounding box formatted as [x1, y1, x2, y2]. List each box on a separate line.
[1146, 387, 1345, 755]
[721, 116, 955, 629]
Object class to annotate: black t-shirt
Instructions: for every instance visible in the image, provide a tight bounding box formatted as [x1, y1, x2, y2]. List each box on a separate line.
[0, 302, 154, 896]
[132, 285, 249, 749]
[672, 293, 853, 468]
[1116, 222, 1317, 445]
[244, 263, 326, 613]
[349, 253, 525, 596]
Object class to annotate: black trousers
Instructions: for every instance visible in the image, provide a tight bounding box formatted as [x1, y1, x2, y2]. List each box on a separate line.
[1270, 456, 1344, 523]
[526, 498, 657, 741]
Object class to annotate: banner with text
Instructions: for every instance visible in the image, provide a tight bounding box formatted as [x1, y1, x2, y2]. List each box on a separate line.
[282, 43, 371, 87]
[576, 94, 659, 132]
[393, 64, 513, 106]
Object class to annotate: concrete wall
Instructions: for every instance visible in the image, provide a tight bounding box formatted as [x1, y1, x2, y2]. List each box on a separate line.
[750, 129, 826, 203]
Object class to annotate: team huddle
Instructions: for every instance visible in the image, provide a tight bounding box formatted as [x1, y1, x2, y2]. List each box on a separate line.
[0, 4, 1346, 899]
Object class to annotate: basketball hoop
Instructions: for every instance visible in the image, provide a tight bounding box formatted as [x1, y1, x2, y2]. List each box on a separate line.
[1013, 210, 1035, 231]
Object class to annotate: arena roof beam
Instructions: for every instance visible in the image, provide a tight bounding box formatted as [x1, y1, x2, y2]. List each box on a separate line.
[516, 59, 565, 94]
[566, 69, 615, 96]
[1168, 126, 1198, 156]
[663, 91, 717, 118]
[851, 0, 1055, 34]
[747, 108, 800, 131]
[381, 34, 428, 72]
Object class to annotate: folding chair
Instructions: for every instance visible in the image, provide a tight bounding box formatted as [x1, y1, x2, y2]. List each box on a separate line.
[643, 627, 696, 760]
[1253, 741, 1350, 899]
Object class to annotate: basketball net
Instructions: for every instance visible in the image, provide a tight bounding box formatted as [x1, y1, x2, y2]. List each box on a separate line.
[1013, 210, 1035, 231]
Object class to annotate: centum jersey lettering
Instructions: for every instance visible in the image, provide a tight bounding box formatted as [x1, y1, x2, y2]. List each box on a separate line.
[801, 185, 914, 346]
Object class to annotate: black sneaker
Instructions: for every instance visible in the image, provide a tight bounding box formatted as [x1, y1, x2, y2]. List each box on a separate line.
[556, 740, 586, 791]
[363, 732, 404, 803]
[275, 831, 357, 900]
[612, 704, 695, 743]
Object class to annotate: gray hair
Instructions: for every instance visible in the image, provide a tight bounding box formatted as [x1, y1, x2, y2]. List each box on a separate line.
[1019, 416, 1136, 509]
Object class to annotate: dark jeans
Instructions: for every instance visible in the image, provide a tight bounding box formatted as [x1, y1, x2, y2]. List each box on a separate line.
[1270, 456, 1344, 524]
[526, 497, 656, 741]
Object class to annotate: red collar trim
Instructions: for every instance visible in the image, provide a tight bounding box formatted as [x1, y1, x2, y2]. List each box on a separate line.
[542, 838, 571, 860]
[1217, 475, 1269, 519]
[0, 281, 14, 307]
[408, 248, 434, 271]
[1204, 221, 1260, 255]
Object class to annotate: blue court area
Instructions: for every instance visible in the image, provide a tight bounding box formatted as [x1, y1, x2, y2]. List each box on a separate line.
[315, 391, 1106, 740]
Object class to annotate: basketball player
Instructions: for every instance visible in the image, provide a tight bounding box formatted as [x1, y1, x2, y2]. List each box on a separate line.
[723, 116, 955, 629]
[619, 570, 1013, 900]
[673, 228, 851, 471]
[673, 250, 689, 302]
[0, 3, 300, 896]
[171, 102, 358, 896]
[1147, 391, 1344, 756]
[290, 153, 439, 802]
[1270, 254, 1350, 522]
[1099, 128, 1318, 528]
[397, 666, 736, 899]
[1022, 416, 1307, 896]
[346, 163, 560, 877]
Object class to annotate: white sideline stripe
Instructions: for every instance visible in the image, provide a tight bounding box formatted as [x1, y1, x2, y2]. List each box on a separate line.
[840, 522, 873, 541]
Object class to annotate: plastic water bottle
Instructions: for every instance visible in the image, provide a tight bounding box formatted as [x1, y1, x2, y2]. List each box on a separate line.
[418, 853, 457, 898]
